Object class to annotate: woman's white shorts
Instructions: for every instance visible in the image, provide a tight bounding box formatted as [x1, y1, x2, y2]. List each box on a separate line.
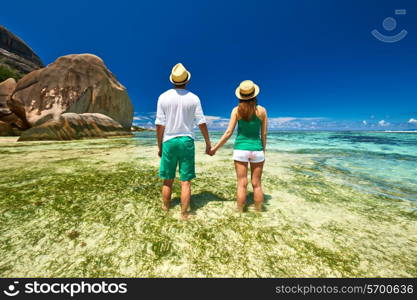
[232, 150, 265, 163]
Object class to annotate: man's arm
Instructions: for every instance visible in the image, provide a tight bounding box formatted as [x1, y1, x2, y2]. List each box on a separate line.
[198, 123, 211, 155]
[156, 125, 165, 157]
[194, 98, 211, 154]
[155, 97, 166, 157]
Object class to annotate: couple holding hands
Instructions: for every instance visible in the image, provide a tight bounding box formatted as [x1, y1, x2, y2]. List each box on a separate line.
[155, 63, 268, 219]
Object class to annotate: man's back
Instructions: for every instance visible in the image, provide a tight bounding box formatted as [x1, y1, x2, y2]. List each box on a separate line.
[156, 63, 211, 220]
[155, 88, 205, 142]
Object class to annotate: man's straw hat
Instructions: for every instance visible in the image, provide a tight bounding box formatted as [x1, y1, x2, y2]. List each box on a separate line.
[169, 63, 191, 85]
[235, 80, 260, 100]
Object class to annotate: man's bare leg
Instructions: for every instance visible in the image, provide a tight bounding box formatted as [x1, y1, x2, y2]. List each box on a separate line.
[180, 180, 191, 219]
[162, 179, 174, 211]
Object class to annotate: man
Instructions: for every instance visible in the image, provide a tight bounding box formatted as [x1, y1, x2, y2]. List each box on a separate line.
[155, 63, 211, 220]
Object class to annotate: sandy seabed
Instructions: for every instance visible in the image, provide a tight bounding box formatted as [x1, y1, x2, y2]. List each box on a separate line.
[0, 136, 416, 277]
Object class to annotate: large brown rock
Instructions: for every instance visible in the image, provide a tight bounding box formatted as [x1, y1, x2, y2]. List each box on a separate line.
[9, 53, 134, 133]
[0, 25, 43, 74]
[0, 78, 26, 135]
[18, 113, 132, 141]
[0, 78, 16, 115]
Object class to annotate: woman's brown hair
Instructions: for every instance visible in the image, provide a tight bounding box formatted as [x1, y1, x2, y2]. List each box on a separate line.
[237, 98, 257, 121]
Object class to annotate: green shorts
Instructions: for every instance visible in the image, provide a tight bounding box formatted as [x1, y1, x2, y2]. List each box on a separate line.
[159, 136, 196, 181]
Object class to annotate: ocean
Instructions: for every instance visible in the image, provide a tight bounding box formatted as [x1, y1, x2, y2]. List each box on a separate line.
[134, 130, 417, 203]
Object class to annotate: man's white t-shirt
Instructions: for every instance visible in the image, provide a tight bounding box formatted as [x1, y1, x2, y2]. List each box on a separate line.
[155, 88, 206, 142]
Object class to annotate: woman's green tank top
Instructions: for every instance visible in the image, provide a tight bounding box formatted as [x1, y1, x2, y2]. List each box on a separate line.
[234, 113, 263, 151]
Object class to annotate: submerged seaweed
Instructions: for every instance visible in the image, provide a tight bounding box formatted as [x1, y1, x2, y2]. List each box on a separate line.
[0, 135, 416, 277]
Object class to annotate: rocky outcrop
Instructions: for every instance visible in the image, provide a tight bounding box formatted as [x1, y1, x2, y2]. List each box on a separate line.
[4, 53, 134, 141]
[0, 27, 133, 140]
[0, 78, 16, 115]
[0, 25, 43, 74]
[0, 26, 43, 136]
[0, 78, 26, 135]
[10, 54, 133, 131]
[18, 113, 132, 141]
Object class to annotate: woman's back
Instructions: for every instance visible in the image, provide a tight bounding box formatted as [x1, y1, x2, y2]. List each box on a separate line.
[234, 108, 264, 151]
[211, 79, 267, 212]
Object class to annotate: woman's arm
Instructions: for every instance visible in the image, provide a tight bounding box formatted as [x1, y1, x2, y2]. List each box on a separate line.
[211, 108, 238, 153]
[260, 108, 268, 152]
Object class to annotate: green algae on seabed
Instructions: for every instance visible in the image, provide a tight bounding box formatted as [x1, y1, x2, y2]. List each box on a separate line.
[0, 136, 416, 277]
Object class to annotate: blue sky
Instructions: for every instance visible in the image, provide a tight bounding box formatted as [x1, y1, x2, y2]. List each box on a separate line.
[1, 0, 417, 130]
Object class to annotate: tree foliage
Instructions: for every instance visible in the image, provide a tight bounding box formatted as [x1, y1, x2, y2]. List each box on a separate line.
[0, 65, 22, 82]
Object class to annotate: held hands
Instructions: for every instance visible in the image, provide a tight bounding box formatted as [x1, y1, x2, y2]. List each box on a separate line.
[209, 147, 217, 156]
[205, 143, 217, 156]
[206, 145, 217, 156]
[205, 144, 213, 156]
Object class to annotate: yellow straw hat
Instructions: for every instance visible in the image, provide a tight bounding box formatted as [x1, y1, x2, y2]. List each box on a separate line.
[235, 80, 260, 100]
[169, 63, 191, 85]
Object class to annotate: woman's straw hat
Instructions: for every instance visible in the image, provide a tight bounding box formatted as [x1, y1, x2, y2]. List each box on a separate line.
[235, 80, 260, 100]
[169, 63, 191, 85]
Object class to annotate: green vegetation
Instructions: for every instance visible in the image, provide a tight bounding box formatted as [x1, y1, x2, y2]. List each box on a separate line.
[0, 137, 416, 277]
[0, 64, 23, 82]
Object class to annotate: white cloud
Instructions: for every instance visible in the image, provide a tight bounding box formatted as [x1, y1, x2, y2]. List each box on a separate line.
[131, 113, 417, 131]
[132, 112, 330, 130]
[134, 112, 155, 118]
[132, 112, 157, 127]
[378, 120, 390, 126]
[133, 116, 148, 121]
[268, 117, 326, 129]
[204, 115, 222, 121]
[203, 115, 230, 128]
[268, 117, 297, 124]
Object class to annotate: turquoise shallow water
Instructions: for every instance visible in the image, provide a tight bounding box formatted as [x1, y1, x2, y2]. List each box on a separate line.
[266, 131, 417, 203]
[134, 131, 417, 203]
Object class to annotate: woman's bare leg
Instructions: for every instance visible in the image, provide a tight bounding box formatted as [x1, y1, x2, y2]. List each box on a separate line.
[234, 160, 248, 212]
[250, 161, 264, 211]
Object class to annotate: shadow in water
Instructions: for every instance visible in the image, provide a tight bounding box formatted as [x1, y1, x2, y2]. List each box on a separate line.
[171, 191, 229, 212]
[245, 192, 272, 212]
[171, 191, 272, 213]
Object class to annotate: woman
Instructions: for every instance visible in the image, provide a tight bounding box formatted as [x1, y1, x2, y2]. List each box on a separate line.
[211, 80, 267, 212]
